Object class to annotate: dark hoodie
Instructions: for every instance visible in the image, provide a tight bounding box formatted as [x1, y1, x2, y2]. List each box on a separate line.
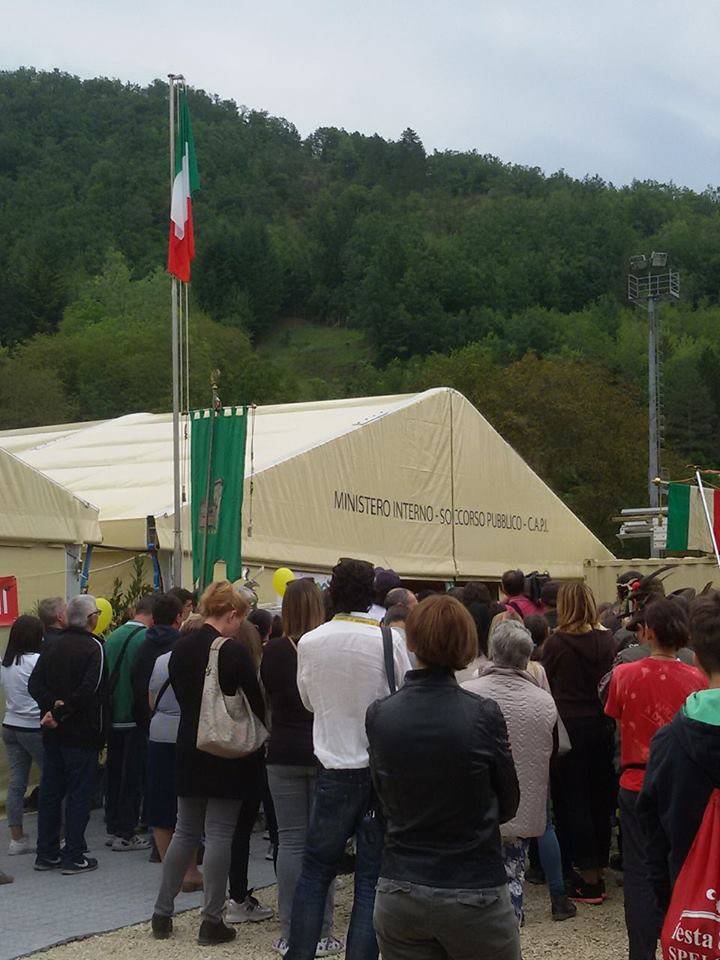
[130, 624, 181, 730]
[637, 710, 720, 912]
[541, 628, 616, 720]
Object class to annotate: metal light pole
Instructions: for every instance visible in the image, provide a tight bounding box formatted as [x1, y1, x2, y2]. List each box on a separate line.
[647, 295, 659, 510]
[628, 252, 680, 556]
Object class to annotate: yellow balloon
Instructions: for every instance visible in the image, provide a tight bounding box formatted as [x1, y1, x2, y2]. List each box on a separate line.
[95, 597, 113, 635]
[272, 568, 295, 598]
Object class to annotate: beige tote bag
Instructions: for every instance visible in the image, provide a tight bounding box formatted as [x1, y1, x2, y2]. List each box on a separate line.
[196, 636, 268, 758]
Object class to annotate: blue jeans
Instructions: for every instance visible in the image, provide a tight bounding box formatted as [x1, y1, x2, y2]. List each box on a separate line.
[1, 726, 44, 829]
[537, 800, 566, 898]
[267, 765, 336, 941]
[37, 741, 98, 865]
[286, 768, 384, 960]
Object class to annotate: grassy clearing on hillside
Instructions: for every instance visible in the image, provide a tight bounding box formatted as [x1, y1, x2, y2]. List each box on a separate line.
[257, 319, 374, 395]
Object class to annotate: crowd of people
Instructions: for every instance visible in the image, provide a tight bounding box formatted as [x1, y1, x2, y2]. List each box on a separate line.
[1, 562, 719, 960]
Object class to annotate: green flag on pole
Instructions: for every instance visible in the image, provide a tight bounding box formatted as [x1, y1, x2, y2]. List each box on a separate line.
[191, 407, 247, 589]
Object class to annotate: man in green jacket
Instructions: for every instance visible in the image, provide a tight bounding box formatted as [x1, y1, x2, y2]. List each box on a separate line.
[104, 596, 154, 851]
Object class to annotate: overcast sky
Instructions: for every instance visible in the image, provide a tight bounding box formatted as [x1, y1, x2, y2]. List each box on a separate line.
[2, 0, 719, 190]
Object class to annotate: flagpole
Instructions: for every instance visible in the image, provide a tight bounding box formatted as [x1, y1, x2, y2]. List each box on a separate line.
[169, 73, 183, 587]
[695, 469, 720, 568]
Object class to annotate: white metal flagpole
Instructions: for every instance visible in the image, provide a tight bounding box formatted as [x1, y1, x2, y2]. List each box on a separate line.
[695, 469, 720, 569]
[169, 73, 183, 587]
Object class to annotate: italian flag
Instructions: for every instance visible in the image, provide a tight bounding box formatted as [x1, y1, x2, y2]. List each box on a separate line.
[167, 90, 199, 282]
[667, 482, 720, 552]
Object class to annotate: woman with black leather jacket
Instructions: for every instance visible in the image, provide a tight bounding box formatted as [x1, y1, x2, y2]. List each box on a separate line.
[366, 594, 521, 960]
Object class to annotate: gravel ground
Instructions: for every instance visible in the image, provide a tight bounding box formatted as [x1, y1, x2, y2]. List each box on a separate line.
[31, 873, 627, 960]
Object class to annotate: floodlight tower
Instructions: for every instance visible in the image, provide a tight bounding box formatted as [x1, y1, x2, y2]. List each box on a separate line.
[628, 252, 680, 555]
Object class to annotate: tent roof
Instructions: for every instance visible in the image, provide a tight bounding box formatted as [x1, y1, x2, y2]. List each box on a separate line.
[0, 393, 414, 525]
[0, 445, 101, 546]
[0, 389, 614, 575]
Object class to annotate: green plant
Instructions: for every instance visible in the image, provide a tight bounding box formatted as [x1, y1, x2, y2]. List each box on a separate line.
[107, 556, 153, 628]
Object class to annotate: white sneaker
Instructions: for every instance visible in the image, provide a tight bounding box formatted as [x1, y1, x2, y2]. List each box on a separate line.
[272, 939, 289, 956]
[105, 836, 117, 847]
[316, 937, 344, 957]
[8, 837, 31, 856]
[111, 835, 150, 852]
[225, 894, 274, 923]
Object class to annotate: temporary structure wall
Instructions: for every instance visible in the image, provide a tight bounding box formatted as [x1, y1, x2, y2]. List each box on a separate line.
[585, 557, 719, 603]
[0, 444, 101, 547]
[0, 446, 101, 624]
[239, 389, 613, 579]
[0, 389, 614, 584]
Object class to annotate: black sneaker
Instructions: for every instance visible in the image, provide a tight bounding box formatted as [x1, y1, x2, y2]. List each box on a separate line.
[61, 856, 98, 875]
[34, 856, 62, 871]
[566, 875, 604, 905]
[551, 894, 578, 921]
[151, 914, 173, 940]
[197, 919, 237, 946]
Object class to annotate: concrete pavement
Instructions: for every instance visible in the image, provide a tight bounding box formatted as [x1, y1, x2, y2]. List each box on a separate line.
[0, 810, 276, 960]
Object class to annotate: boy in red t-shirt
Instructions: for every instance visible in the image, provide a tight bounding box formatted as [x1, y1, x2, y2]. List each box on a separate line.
[605, 597, 707, 960]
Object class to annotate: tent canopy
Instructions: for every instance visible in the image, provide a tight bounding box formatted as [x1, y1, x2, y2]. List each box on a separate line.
[0, 389, 614, 577]
[0, 445, 101, 546]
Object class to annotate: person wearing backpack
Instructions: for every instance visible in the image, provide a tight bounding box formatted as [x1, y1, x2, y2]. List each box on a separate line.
[501, 570, 545, 619]
[637, 592, 720, 928]
[103, 596, 154, 851]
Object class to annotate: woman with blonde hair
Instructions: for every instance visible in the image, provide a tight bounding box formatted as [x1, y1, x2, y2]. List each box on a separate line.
[260, 578, 343, 958]
[542, 581, 616, 905]
[151, 581, 266, 946]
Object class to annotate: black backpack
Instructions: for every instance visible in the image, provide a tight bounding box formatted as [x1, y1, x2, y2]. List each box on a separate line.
[524, 571, 551, 606]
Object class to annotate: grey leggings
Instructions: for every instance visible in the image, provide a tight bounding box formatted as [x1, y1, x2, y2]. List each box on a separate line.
[267, 764, 335, 940]
[1, 727, 43, 829]
[154, 796, 241, 923]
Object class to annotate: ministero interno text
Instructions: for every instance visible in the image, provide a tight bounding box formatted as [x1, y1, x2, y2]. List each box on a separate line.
[333, 490, 549, 533]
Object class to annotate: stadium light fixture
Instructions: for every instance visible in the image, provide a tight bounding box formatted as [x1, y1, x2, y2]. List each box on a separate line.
[627, 252, 680, 556]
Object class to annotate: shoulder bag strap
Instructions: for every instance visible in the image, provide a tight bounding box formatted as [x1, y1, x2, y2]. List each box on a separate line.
[108, 625, 144, 695]
[381, 626, 396, 695]
[205, 635, 227, 673]
[151, 677, 172, 717]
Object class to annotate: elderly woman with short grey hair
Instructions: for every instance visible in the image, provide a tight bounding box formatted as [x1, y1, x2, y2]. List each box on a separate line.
[463, 620, 575, 924]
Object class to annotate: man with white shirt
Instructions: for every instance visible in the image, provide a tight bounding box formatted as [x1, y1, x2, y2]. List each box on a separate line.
[286, 558, 412, 960]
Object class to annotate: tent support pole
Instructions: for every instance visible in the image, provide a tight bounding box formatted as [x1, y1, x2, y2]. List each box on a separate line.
[449, 390, 459, 581]
[79, 544, 94, 594]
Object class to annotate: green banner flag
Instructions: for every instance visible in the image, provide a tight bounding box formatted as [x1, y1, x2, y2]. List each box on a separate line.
[191, 407, 247, 589]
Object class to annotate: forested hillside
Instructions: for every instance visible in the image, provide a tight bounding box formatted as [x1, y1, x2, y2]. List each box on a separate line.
[3, 67, 720, 546]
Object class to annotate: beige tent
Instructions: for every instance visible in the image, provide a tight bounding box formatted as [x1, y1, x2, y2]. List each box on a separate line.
[0, 450, 101, 809]
[0, 445, 101, 618]
[0, 388, 614, 587]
